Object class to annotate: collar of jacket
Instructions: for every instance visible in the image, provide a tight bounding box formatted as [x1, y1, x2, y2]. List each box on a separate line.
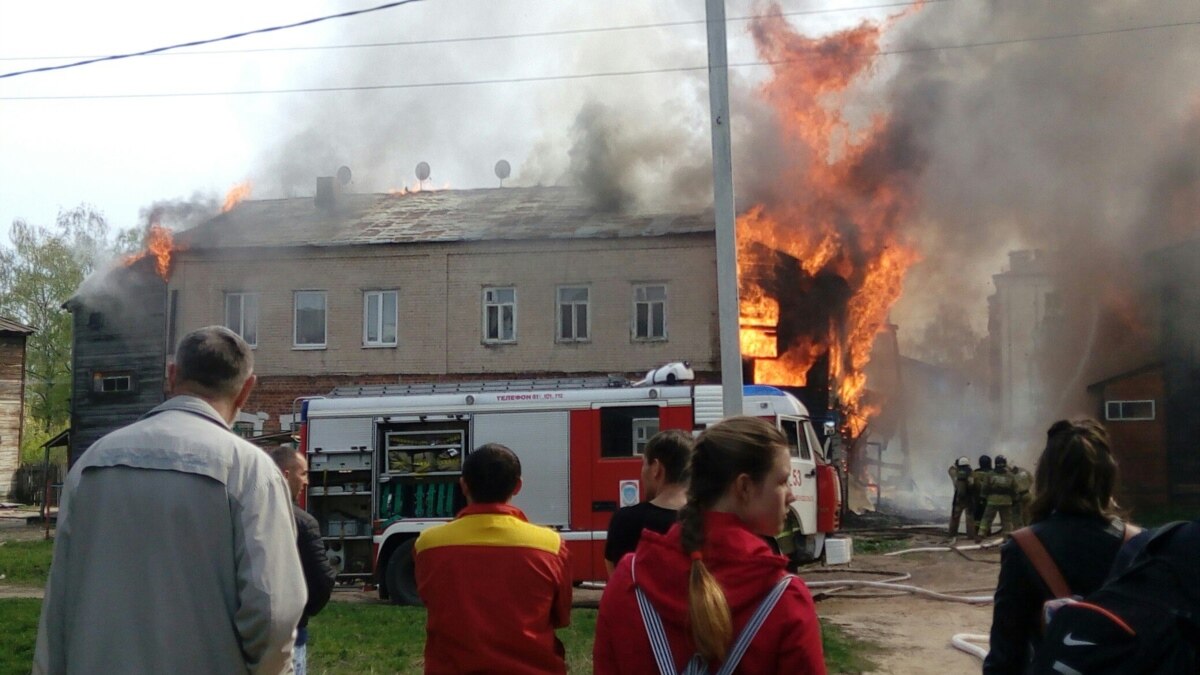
[143, 395, 232, 429]
[457, 502, 529, 521]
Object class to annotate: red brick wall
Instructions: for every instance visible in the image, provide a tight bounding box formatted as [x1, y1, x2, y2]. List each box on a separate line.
[1100, 368, 1168, 510]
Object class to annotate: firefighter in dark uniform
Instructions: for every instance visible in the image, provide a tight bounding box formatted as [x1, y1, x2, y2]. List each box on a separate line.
[1009, 463, 1034, 528]
[976, 454, 1016, 541]
[970, 455, 992, 525]
[948, 456, 975, 537]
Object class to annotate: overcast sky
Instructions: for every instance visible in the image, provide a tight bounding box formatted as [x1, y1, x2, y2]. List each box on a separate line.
[0, 0, 877, 246]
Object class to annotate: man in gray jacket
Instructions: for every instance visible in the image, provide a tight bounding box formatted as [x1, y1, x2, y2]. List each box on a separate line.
[34, 326, 306, 674]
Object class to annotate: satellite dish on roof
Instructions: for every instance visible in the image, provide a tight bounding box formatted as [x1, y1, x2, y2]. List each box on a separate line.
[336, 166, 352, 186]
[495, 159, 511, 187]
[415, 161, 431, 182]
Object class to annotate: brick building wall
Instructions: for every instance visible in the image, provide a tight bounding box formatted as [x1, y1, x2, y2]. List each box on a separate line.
[1092, 366, 1168, 510]
[0, 334, 28, 497]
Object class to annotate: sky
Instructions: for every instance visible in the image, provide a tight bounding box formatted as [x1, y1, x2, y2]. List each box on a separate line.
[0, 0, 875, 244]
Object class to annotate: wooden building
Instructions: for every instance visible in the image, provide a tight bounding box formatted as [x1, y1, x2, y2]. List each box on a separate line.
[0, 317, 34, 497]
[64, 259, 168, 465]
[1087, 364, 1169, 510]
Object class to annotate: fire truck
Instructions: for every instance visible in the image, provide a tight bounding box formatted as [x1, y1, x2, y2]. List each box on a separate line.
[298, 365, 843, 605]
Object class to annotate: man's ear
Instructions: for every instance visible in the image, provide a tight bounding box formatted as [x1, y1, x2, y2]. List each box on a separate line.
[511, 477, 524, 499]
[459, 476, 472, 503]
[650, 459, 665, 482]
[166, 363, 177, 394]
[233, 373, 257, 411]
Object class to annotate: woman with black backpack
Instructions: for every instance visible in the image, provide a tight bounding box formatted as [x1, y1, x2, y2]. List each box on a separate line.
[984, 419, 1137, 674]
[593, 416, 826, 674]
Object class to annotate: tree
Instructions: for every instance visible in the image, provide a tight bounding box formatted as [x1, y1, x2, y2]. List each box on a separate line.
[0, 205, 113, 446]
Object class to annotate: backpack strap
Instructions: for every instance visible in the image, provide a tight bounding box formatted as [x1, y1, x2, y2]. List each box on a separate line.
[1011, 527, 1072, 599]
[714, 574, 795, 675]
[632, 555, 686, 675]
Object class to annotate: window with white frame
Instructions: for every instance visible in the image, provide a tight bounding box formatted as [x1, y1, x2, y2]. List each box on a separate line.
[633, 284, 667, 340]
[557, 286, 590, 342]
[224, 292, 259, 347]
[294, 291, 327, 348]
[1105, 400, 1155, 421]
[363, 290, 398, 347]
[92, 372, 135, 394]
[483, 287, 517, 343]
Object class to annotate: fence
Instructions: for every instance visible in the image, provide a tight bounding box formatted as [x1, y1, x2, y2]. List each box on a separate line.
[10, 462, 63, 507]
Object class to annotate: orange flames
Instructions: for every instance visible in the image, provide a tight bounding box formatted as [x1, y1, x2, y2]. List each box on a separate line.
[123, 222, 180, 282]
[737, 5, 922, 438]
[222, 181, 252, 212]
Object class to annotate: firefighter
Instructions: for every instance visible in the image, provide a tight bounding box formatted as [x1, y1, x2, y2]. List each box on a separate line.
[976, 454, 1016, 541]
[970, 454, 992, 525]
[948, 456, 975, 537]
[1009, 463, 1034, 528]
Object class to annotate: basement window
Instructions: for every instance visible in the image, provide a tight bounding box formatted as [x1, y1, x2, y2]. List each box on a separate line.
[1105, 400, 1155, 421]
[92, 372, 136, 395]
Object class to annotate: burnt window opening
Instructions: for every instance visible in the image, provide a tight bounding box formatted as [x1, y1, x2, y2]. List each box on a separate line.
[87, 312, 104, 330]
[92, 372, 136, 395]
[600, 406, 660, 458]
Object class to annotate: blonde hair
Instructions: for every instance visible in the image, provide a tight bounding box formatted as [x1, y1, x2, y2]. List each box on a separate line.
[678, 416, 786, 663]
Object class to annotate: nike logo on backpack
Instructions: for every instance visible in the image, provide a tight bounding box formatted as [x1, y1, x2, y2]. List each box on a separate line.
[1062, 633, 1097, 647]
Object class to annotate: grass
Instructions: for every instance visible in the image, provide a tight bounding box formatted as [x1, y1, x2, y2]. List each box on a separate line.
[0, 540, 54, 586]
[0, 599, 879, 675]
[821, 619, 883, 674]
[852, 534, 914, 555]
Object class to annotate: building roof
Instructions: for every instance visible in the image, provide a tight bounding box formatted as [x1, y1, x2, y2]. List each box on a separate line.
[180, 187, 714, 250]
[1086, 363, 1163, 392]
[0, 316, 34, 335]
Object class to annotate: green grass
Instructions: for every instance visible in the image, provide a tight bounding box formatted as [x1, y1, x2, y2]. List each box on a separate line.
[821, 619, 883, 674]
[852, 535, 913, 555]
[0, 597, 879, 675]
[0, 540, 54, 586]
[0, 599, 41, 675]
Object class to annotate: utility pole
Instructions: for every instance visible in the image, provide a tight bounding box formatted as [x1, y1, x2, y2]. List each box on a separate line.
[705, 0, 744, 417]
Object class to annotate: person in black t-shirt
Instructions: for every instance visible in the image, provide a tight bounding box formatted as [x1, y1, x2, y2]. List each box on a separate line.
[604, 429, 694, 573]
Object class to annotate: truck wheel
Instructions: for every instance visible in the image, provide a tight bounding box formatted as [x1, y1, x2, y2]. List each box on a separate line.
[385, 538, 422, 606]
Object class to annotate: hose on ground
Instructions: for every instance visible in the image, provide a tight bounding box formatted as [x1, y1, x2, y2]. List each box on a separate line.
[884, 538, 1004, 556]
[806, 579, 993, 604]
[951, 633, 989, 660]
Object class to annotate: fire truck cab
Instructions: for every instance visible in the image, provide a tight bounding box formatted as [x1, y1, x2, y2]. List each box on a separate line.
[300, 375, 842, 605]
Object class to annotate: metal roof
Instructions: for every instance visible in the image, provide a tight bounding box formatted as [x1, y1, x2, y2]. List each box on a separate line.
[0, 316, 34, 335]
[179, 187, 714, 250]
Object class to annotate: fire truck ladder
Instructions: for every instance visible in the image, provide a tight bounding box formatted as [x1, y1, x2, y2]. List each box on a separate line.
[328, 374, 632, 398]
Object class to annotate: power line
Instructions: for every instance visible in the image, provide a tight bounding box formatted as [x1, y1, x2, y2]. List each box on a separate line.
[0, 0, 944, 63]
[2, 17, 1197, 101]
[0, 0, 426, 80]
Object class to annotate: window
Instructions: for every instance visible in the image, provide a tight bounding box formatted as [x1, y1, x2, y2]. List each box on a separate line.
[557, 286, 590, 342]
[781, 419, 812, 460]
[224, 292, 259, 347]
[363, 290, 398, 347]
[600, 406, 660, 458]
[1106, 400, 1155, 421]
[92, 372, 135, 394]
[634, 285, 667, 340]
[632, 418, 660, 455]
[483, 287, 517, 343]
[294, 291, 327, 348]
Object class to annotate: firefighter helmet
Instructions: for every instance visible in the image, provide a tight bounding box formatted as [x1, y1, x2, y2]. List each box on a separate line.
[979, 455, 992, 470]
[955, 456, 971, 468]
[995, 454, 1009, 468]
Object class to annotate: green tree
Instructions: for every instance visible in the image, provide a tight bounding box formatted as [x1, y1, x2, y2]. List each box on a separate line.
[0, 205, 113, 446]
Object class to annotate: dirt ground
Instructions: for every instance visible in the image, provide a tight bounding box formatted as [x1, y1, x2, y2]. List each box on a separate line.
[811, 532, 999, 674]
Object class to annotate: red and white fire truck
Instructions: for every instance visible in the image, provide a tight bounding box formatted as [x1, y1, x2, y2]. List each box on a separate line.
[299, 367, 843, 604]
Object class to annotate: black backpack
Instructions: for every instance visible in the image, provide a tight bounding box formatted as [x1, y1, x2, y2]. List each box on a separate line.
[1031, 520, 1200, 675]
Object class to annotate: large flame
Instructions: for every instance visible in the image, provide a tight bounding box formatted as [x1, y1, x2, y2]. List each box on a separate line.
[222, 181, 252, 212]
[737, 5, 922, 438]
[123, 222, 180, 281]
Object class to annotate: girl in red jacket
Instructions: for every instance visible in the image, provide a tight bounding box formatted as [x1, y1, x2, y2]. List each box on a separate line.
[594, 416, 826, 675]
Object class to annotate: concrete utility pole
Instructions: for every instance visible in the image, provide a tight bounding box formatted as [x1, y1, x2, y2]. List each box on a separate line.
[705, 0, 744, 417]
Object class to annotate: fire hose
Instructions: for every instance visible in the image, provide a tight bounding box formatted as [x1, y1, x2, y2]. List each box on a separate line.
[951, 633, 990, 661]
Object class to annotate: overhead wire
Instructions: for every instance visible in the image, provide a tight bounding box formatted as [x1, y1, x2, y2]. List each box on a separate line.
[3, 16, 1198, 102]
[0, 0, 948, 63]
[0, 0, 427, 80]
